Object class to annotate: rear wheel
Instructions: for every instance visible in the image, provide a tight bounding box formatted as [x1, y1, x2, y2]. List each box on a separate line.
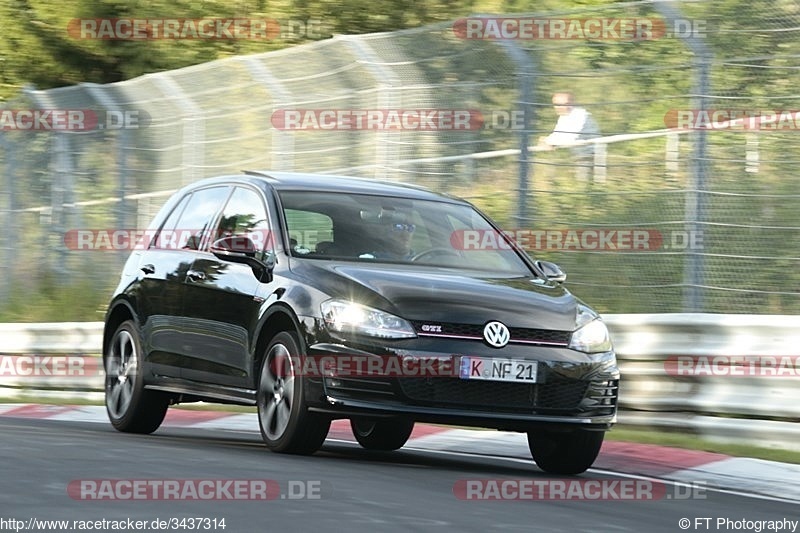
[527, 429, 604, 475]
[350, 418, 415, 451]
[257, 331, 330, 454]
[104, 320, 169, 434]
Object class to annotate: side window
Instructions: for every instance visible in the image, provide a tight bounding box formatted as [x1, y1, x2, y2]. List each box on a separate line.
[214, 187, 272, 254]
[153, 194, 191, 249]
[155, 186, 230, 250]
[284, 209, 333, 254]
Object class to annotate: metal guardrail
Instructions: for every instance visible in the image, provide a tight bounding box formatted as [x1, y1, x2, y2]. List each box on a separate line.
[0, 322, 104, 399]
[604, 314, 800, 452]
[0, 322, 103, 353]
[1, 315, 798, 450]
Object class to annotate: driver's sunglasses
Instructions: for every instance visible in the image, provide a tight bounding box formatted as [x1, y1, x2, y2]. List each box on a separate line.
[391, 223, 416, 233]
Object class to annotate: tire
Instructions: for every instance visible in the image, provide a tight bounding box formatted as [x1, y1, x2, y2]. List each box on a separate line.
[104, 320, 169, 434]
[257, 331, 331, 454]
[527, 429, 605, 475]
[350, 418, 414, 451]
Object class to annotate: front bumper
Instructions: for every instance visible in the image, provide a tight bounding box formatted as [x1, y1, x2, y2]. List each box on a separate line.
[303, 336, 619, 432]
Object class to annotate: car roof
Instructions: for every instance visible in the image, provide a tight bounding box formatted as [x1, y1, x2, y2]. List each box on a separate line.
[182, 171, 467, 204]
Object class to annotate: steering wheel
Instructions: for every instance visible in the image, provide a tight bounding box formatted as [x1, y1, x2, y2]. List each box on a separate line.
[410, 247, 461, 262]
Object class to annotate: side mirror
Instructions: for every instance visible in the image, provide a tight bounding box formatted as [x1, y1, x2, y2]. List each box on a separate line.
[210, 235, 274, 282]
[534, 260, 567, 283]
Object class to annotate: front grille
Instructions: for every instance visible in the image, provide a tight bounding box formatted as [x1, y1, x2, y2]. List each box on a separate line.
[410, 321, 571, 346]
[509, 327, 571, 345]
[398, 377, 588, 412]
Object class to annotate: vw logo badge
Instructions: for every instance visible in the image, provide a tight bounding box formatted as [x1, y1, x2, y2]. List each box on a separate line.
[483, 321, 510, 348]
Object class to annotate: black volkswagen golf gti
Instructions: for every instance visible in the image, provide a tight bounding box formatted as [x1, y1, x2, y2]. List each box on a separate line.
[103, 171, 619, 474]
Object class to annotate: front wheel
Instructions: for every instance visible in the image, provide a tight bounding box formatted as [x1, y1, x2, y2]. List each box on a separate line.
[257, 331, 330, 454]
[104, 320, 169, 434]
[527, 429, 605, 475]
[350, 418, 415, 451]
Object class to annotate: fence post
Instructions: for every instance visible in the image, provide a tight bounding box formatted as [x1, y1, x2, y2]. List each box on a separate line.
[23, 86, 75, 276]
[84, 84, 132, 237]
[498, 40, 536, 226]
[654, 2, 711, 312]
[50, 134, 75, 275]
[684, 57, 711, 311]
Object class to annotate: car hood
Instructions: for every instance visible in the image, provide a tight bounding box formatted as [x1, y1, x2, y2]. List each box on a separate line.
[290, 260, 580, 331]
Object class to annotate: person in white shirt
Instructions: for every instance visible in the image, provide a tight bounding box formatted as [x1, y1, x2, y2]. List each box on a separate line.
[538, 92, 601, 181]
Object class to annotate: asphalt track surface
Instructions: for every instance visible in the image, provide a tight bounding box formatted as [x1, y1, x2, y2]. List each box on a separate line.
[0, 417, 797, 532]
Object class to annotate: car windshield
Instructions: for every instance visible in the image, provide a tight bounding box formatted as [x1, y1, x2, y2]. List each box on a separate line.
[279, 190, 531, 275]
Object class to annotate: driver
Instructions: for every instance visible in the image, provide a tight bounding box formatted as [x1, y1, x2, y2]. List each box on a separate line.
[365, 218, 416, 261]
[384, 221, 415, 259]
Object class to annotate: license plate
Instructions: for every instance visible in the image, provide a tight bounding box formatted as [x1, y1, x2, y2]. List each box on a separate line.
[459, 356, 538, 382]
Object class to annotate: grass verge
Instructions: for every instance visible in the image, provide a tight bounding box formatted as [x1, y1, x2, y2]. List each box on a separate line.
[606, 425, 800, 465]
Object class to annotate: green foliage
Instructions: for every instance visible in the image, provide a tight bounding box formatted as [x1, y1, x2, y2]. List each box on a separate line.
[0, 0, 485, 100]
[0, 273, 110, 322]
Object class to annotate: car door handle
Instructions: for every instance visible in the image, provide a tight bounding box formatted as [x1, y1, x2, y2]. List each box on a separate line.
[140, 264, 155, 275]
[187, 270, 206, 282]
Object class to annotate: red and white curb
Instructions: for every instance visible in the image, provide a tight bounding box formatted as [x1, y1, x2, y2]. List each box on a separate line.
[2, 403, 798, 502]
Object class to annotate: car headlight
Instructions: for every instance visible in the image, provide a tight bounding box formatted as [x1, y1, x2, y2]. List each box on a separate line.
[321, 300, 417, 339]
[569, 318, 613, 354]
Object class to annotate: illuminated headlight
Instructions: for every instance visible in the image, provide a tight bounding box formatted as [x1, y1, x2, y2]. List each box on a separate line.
[569, 319, 613, 354]
[321, 300, 417, 339]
